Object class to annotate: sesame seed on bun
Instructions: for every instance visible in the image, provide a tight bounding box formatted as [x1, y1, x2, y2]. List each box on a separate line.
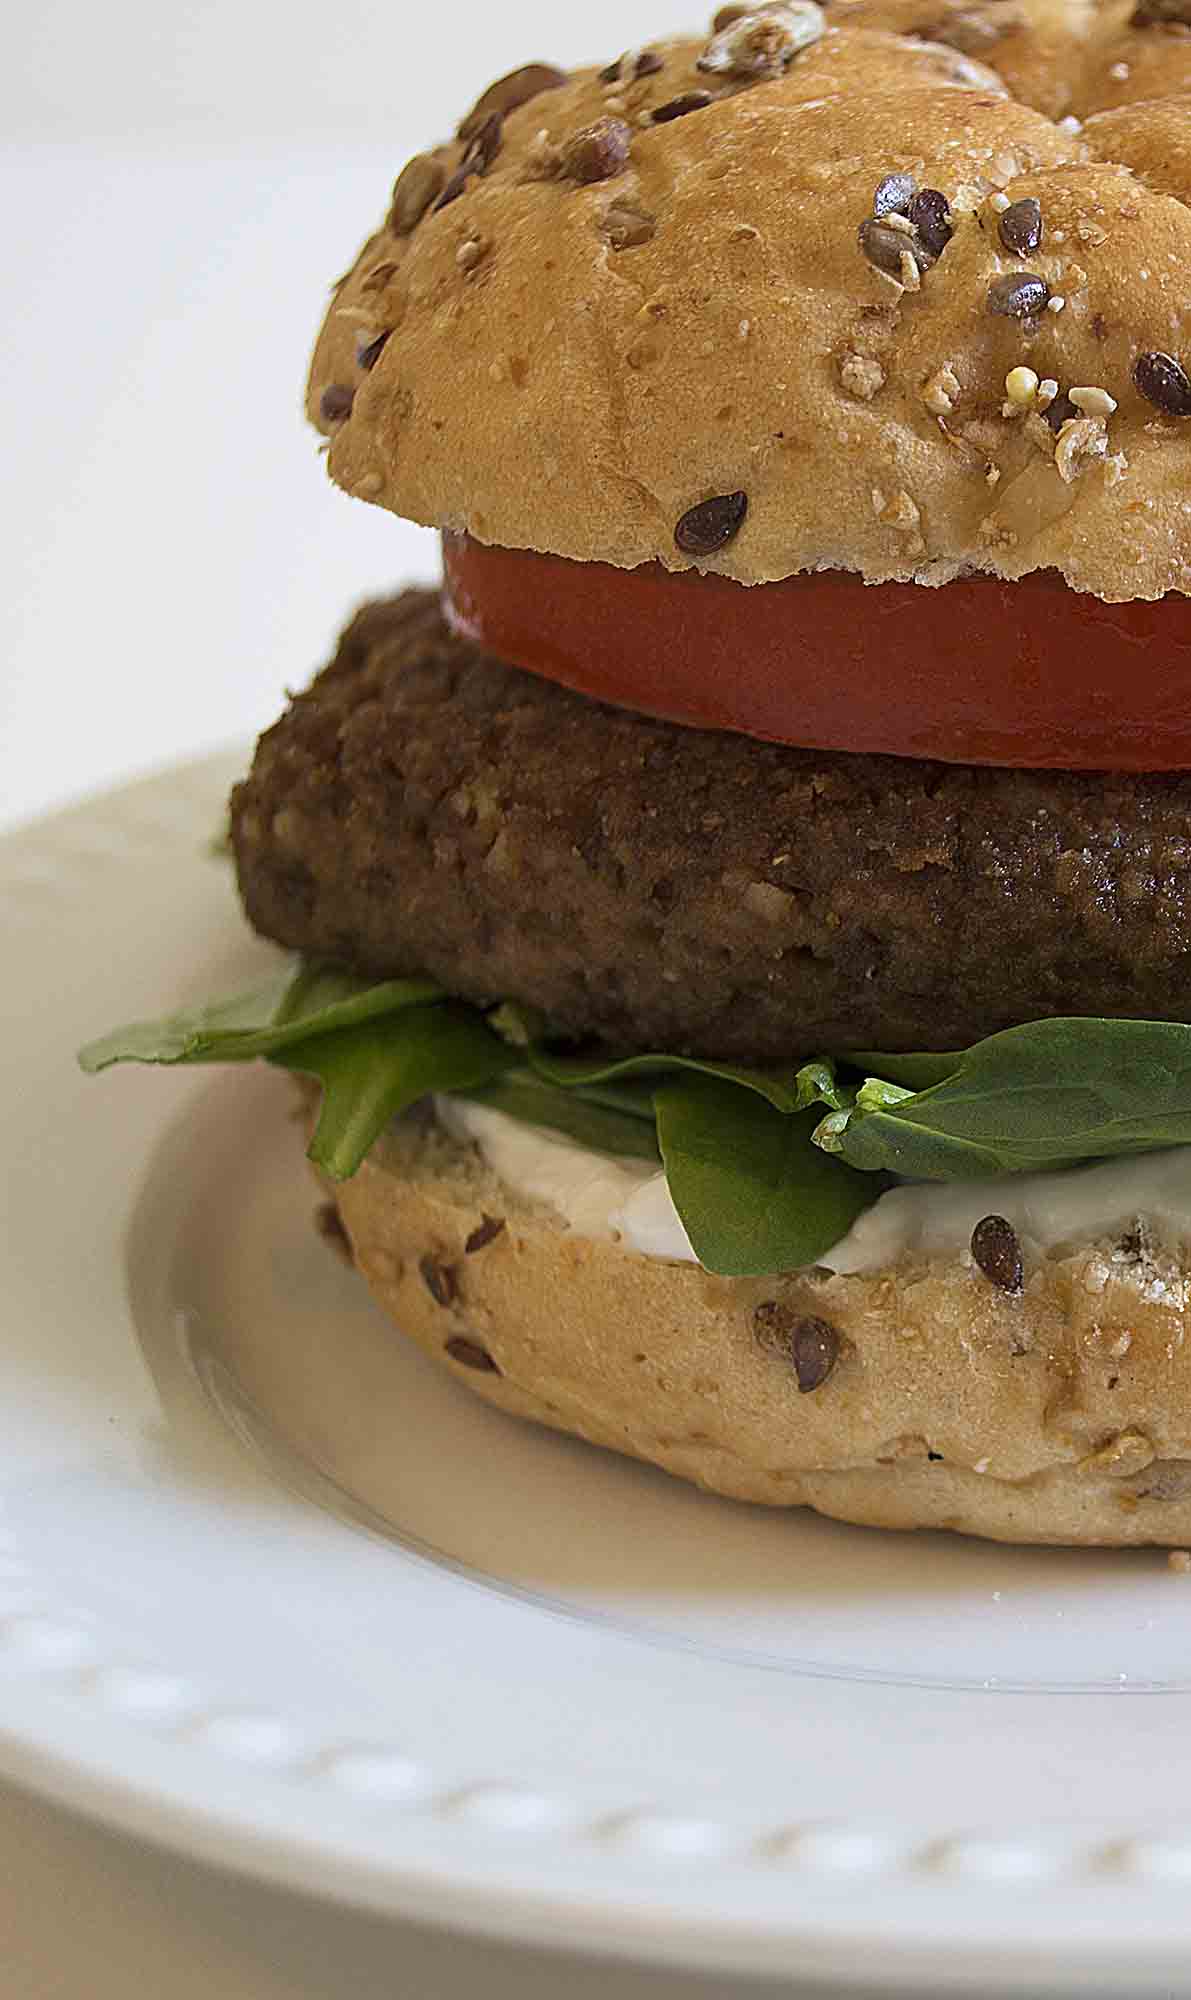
[309, 8, 1191, 601]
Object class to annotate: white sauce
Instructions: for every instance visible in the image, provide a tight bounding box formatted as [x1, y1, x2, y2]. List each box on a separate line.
[435, 1097, 1191, 1275]
[434, 1097, 697, 1262]
[825, 1149, 1191, 1275]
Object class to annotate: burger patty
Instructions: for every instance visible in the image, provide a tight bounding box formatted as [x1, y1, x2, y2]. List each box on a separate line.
[231, 589, 1191, 1062]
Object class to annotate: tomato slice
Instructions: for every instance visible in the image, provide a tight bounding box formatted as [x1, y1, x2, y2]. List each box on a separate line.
[442, 532, 1191, 770]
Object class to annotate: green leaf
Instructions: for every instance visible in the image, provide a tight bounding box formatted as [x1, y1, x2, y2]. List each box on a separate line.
[488, 1000, 552, 1049]
[552, 1075, 661, 1123]
[837, 1111, 1012, 1181]
[522, 1043, 848, 1117]
[795, 1058, 852, 1114]
[836, 1017, 1191, 1181]
[461, 1072, 662, 1163]
[274, 1003, 514, 1181]
[855, 1076, 916, 1115]
[654, 1075, 884, 1278]
[91, 958, 1191, 1265]
[847, 1049, 963, 1091]
[78, 964, 442, 1073]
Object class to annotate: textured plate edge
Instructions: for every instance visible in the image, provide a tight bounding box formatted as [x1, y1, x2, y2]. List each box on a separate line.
[0, 1704, 1189, 1997]
[2, 754, 1191, 1991]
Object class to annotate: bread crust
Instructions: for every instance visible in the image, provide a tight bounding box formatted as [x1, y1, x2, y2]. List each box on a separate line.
[322, 1110, 1191, 1545]
[308, 13, 1191, 601]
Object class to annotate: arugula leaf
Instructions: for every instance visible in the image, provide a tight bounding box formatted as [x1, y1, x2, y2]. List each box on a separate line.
[833, 1018, 1191, 1181]
[521, 1042, 848, 1117]
[78, 964, 442, 1072]
[461, 1072, 662, 1163]
[274, 1003, 514, 1181]
[654, 1075, 884, 1278]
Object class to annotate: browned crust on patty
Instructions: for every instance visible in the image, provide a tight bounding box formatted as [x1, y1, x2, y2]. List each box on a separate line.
[230, 588, 1191, 1060]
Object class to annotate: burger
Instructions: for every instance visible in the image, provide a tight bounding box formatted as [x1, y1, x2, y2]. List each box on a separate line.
[83, 2, 1191, 1545]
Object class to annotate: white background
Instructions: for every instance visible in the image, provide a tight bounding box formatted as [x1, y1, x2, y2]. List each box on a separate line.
[0, 4, 880, 1996]
[1, 0, 703, 830]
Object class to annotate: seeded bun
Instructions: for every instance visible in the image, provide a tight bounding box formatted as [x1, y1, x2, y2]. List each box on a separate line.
[309, 6, 1191, 603]
[318, 1108, 1191, 1546]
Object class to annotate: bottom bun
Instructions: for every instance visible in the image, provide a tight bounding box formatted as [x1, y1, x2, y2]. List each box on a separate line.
[321, 1110, 1191, 1548]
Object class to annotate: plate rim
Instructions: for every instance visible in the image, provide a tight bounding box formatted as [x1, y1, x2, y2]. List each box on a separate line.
[3, 750, 1191, 1993]
[0, 1692, 1189, 1997]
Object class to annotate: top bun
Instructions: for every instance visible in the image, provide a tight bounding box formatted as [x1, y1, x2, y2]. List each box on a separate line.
[308, 4, 1191, 601]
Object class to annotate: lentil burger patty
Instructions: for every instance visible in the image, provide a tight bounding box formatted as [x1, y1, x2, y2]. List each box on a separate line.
[231, 589, 1191, 1061]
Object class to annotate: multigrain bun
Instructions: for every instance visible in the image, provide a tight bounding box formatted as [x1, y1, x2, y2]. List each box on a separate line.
[830, 0, 1191, 120]
[321, 1109, 1191, 1546]
[1082, 97, 1191, 202]
[309, 8, 1191, 601]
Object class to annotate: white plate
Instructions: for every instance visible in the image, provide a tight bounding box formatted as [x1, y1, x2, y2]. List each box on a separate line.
[5, 752, 1191, 1996]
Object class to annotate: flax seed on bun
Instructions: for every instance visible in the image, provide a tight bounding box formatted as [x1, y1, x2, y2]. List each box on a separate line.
[312, 1106, 1191, 1548]
[309, 9, 1191, 602]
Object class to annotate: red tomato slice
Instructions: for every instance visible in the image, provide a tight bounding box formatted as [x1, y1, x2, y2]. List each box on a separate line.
[442, 532, 1191, 770]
